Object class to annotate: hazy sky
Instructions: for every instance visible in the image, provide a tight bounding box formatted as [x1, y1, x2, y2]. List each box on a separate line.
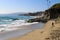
[0, 0, 60, 14]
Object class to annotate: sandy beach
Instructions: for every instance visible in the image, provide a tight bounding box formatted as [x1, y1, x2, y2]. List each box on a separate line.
[0, 22, 44, 40]
[0, 0, 59, 40]
[8, 20, 60, 40]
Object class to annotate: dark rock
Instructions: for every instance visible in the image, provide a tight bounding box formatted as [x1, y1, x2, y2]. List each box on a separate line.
[27, 3, 60, 23]
[12, 18, 19, 21]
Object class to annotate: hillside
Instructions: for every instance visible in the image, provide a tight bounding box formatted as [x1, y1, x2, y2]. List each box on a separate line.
[27, 3, 60, 23]
[51, 3, 60, 8]
[47, 3, 60, 19]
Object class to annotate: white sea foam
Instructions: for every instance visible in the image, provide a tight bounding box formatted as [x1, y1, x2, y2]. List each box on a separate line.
[0, 20, 38, 31]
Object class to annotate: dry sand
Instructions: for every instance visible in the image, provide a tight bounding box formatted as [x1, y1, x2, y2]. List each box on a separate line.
[8, 20, 60, 40]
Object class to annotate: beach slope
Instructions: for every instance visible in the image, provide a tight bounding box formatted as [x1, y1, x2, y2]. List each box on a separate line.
[8, 20, 60, 40]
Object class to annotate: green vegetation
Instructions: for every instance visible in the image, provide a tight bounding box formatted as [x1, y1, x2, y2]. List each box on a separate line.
[27, 3, 60, 23]
[48, 3, 60, 19]
[51, 3, 60, 9]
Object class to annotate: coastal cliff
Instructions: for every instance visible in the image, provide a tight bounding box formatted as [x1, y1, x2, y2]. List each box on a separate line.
[27, 3, 60, 23]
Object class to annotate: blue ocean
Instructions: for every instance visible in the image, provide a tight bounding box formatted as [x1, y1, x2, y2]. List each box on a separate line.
[0, 14, 44, 40]
[0, 15, 34, 24]
[0, 14, 37, 31]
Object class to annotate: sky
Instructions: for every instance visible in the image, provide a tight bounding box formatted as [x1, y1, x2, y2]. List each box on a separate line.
[0, 0, 60, 14]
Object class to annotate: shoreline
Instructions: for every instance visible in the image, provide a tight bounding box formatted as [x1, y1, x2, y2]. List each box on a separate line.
[0, 22, 44, 40]
[8, 20, 60, 40]
[0, 22, 40, 32]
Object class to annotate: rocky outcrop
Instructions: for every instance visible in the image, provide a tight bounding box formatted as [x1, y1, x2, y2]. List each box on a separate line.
[27, 3, 60, 23]
[27, 18, 48, 23]
[20, 11, 44, 16]
[46, 3, 60, 19]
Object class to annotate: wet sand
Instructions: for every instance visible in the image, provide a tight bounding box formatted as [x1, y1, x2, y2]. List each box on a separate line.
[0, 23, 44, 40]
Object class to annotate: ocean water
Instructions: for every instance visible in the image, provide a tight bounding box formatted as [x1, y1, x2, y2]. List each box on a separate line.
[0, 14, 44, 31]
[0, 15, 44, 40]
[0, 15, 38, 31]
[0, 16, 34, 24]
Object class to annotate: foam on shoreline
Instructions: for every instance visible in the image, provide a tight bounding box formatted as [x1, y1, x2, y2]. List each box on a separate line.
[0, 20, 39, 31]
